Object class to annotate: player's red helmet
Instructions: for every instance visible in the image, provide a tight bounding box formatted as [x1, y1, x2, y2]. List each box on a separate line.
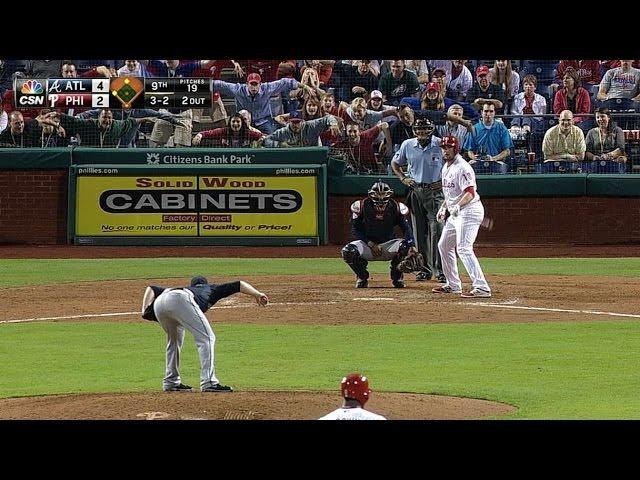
[441, 135, 460, 154]
[341, 373, 371, 406]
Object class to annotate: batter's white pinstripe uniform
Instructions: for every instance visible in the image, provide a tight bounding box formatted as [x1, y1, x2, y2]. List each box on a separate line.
[438, 153, 491, 293]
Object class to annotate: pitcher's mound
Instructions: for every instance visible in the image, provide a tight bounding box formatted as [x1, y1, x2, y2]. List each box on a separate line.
[0, 391, 516, 420]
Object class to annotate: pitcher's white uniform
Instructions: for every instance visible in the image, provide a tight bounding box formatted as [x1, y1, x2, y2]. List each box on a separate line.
[439, 153, 491, 294]
[319, 407, 386, 420]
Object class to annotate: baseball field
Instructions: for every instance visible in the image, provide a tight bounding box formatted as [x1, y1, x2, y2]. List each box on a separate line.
[1, 244, 639, 420]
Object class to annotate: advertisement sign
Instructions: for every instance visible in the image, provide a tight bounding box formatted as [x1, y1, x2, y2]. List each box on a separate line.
[75, 174, 318, 237]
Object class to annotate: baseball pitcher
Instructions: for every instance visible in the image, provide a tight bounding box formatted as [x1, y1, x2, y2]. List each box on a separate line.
[142, 275, 268, 392]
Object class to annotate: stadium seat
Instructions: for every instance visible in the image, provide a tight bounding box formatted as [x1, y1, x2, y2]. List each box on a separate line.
[584, 160, 626, 174]
[539, 160, 583, 173]
[607, 98, 638, 129]
[521, 60, 558, 83]
[471, 160, 508, 174]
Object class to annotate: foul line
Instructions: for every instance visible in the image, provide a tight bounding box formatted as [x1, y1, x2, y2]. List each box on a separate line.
[460, 302, 640, 319]
[2, 300, 637, 324]
[0, 301, 340, 324]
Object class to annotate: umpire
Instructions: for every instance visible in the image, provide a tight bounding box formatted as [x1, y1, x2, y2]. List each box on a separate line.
[391, 118, 446, 283]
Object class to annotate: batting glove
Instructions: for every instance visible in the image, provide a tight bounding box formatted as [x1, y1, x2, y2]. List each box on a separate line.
[450, 204, 460, 218]
[436, 205, 447, 224]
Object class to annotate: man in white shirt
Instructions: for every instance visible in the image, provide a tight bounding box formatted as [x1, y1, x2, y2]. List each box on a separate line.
[318, 373, 386, 420]
[432, 135, 491, 298]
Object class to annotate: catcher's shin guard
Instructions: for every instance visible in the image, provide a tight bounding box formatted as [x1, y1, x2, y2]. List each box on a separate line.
[390, 255, 404, 282]
[341, 244, 369, 279]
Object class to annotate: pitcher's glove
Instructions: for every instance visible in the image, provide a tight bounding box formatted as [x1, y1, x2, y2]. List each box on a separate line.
[397, 252, 426, 273]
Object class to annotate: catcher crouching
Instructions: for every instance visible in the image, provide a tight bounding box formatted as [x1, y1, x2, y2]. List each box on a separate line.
[341, 181, 423, 288]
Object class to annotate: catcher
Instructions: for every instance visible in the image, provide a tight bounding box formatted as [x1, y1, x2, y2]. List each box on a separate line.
[341, 180, 422, 288]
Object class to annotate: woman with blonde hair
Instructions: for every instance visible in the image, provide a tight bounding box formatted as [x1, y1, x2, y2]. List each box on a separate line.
[490, 60, 520, 123]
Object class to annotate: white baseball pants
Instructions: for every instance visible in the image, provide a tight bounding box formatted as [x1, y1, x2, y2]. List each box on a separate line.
[438, 202, 490, 293]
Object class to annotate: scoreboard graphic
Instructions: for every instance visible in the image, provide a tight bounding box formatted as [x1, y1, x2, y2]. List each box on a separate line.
[15, 77, 212, 110]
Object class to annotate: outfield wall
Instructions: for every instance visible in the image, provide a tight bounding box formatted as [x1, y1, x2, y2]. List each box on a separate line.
[1, 148, 639, 245]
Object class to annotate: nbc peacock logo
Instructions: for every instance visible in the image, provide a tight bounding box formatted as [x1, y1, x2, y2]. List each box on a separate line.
[21, 80, 44, 94]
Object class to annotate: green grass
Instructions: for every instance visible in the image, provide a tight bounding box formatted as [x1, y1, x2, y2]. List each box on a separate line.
[2, 256, 640, 419]
[1, 257, 639, 287]
[3, 320, 640, 419]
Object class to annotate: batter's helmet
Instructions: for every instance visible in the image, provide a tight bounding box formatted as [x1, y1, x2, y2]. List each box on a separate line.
[190, 276, 209, 286]
[341, 373, 371, 406]
[441, 135, 460, 154]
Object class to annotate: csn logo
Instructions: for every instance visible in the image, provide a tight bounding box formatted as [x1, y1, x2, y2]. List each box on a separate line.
[146, 153, 160, 164]
[18, 80, 45, 106]
[21, 80, 43, 94]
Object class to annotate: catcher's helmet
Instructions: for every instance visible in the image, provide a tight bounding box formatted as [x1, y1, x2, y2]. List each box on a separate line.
[441, 135, 460, 154]
[341, 373, 371, 406]
[368, 181, 393, 209]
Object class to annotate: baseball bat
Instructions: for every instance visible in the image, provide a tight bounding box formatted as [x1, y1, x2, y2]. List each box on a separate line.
[481, 216, 494, 231]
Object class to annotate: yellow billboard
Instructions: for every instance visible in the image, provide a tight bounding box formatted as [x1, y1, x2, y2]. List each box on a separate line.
[75, 175, 318, 236]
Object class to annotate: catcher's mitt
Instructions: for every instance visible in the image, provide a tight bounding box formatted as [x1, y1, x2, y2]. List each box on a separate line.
[397, 252, 426, 273]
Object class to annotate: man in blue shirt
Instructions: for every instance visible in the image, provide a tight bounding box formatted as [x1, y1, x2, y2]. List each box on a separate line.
[463, 102, 513, 174]
[213, 73, 301, 134]
[391, 118, 446, 282]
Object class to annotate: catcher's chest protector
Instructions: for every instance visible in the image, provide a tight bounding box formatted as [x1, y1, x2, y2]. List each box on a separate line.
[362, 198, 399, 224]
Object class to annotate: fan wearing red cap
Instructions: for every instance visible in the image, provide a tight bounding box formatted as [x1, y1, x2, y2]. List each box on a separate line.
[212, 73, 302, 134]
[430, 67, 449, 102]
[318, 373, 386, 420]
[420, 81, 443, 110]
[466, 64, 505, 112]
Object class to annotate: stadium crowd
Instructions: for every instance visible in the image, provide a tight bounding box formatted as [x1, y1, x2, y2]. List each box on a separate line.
[1, 59, 639, 174]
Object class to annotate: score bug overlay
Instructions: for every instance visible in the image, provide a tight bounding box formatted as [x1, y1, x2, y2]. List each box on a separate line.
[15, 77, 211, 110]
